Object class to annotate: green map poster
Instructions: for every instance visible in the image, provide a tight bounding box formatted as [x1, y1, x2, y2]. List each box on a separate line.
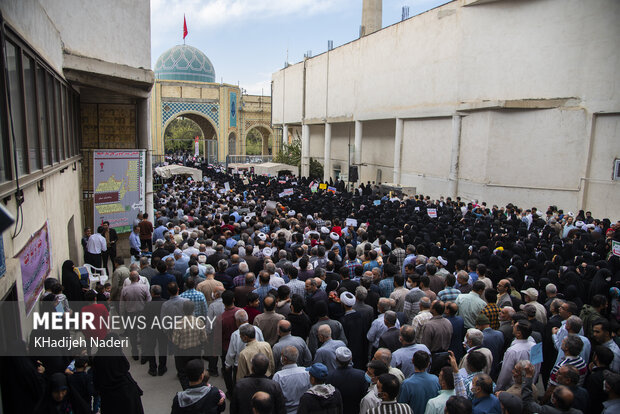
[93, 150, 145, 233]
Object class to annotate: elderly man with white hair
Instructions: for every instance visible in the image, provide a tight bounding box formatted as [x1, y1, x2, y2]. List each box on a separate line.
[367, 298, 401, 350]
[224, 309, 265, 373]
[458, 328, 493, 375]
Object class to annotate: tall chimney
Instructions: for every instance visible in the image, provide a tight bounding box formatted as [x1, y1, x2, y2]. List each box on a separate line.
[361, 0, 382, 37]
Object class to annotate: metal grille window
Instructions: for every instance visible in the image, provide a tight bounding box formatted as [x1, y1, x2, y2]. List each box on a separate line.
[0, 22, 80, 195]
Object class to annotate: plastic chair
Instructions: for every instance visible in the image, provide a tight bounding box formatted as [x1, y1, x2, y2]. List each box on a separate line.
[82, 264, 109, 288]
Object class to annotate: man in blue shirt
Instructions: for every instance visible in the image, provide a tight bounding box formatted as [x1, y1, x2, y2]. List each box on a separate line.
[468, 373, 501, 414]
[129, 225, 142, 259]
[151, 261, 176, 299]
[398, 350, 440, 414]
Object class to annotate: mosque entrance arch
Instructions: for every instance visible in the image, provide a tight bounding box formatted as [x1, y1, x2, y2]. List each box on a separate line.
[163, 111, 218, 163]
[244, 125, 273, 156]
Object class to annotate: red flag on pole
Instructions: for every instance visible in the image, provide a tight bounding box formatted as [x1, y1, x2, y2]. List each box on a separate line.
[183, 15, 188, 40]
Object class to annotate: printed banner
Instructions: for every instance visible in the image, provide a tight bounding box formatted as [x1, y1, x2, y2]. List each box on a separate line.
[16, 222, 52, 315]
[613, 240, 620, 257]
[427, 208, 437, 218]
[93, 150, 146, 233]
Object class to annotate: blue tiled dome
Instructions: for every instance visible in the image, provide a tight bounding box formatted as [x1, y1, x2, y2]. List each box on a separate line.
[154, 44, 215, 83]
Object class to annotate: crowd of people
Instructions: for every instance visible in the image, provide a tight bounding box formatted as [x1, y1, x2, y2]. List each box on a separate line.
[7, 155, 620, 414]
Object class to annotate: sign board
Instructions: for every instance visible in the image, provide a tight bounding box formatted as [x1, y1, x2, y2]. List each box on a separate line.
[319, 183, 327, 190]
[194, 136, 199, 157]
[373, 200, 381, 206]
[16, 222, 51, 315]
[427, 208, 437, 218]
[224, 182, 231, 192]
[327, 186, 337, 193]
[266, 201, 277, 212]
[613, 240, 620, 257]
[283, 188, 294, 196]
[530, 342, 543, 365]
[93, 150, 145, 233]
[345, 218, 358, 228]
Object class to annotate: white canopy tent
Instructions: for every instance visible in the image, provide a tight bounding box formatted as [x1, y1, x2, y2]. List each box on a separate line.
[228, 162, 298, 177]
[154, 164, 203, 182]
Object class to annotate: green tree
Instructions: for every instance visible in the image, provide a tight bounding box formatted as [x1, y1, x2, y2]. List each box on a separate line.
[274, 137, 323, 179]
[164, 118, 203, 154]
[246, 129, 263, 155]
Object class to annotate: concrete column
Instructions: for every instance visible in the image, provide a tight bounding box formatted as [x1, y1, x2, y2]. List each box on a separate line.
[354, 120, 362, 165]
[137, 98, 153, 217]
[393, 118, 403, 185]
[301, 124, 310, 177]
[324, 123, 332, 182]
[448, 114, 462, 198]
[283, 124, 289, 147]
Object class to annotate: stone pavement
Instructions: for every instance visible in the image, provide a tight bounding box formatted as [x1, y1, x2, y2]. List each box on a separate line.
[128, 356, 230, 414]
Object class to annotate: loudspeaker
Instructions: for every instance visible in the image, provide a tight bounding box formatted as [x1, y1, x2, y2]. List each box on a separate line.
[349, 166, 359, 182]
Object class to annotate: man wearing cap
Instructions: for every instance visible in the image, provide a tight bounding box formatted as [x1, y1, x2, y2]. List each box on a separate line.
[327, 346, 368, 414]
[297, 363, 343, 414]
[313, 325, 347, 374]
[435, 256, 450, 279]
[474, 314, 504, 377]
[340, 291, 367, 370]
[455, 281, 487, 330]
[520, 287, 547, 324]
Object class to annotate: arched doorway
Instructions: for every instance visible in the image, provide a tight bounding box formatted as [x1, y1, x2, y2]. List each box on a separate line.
[245, 125, 273, 155]
[163, 112, 218, 163]
[228, 132, 237, 155]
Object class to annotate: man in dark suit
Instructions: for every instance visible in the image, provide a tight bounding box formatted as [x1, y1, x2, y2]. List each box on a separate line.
[379, 311, 401, 353]
[304, 278, 327, 324]
[327, 347, 367, 414]
[101, 221, 118, 276]
[230, 353, 286, 414]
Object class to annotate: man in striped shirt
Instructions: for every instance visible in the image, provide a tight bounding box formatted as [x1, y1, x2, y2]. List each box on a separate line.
[368, 373, 413, 414]
[437, 274, 460, 303]
[546, 334, 587, 402]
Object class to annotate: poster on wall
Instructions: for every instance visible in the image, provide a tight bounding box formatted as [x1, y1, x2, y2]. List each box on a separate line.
[15, 222, 51, 316]
[93, 150, 146, 233]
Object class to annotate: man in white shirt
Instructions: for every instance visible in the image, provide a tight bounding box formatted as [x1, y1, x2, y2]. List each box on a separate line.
[86, 226, 107, 268]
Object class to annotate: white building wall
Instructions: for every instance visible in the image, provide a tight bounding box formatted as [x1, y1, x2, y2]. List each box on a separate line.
[39, 0, 151, 69]
[272, 0, 620, 219]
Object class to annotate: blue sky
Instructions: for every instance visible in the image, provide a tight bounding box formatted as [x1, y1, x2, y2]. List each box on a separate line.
[151, 0, 450, 95]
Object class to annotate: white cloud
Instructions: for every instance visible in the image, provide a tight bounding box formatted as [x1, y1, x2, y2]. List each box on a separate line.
[152, 0, 342, 34]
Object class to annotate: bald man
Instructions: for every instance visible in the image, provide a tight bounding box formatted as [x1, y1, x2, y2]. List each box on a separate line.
[272, 320, 312, 370]
[313, 325, 346, 374]
[253, 295, 285, 347]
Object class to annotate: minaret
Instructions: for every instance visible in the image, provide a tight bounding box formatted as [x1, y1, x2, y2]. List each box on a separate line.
[361, 0, 382, 37]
